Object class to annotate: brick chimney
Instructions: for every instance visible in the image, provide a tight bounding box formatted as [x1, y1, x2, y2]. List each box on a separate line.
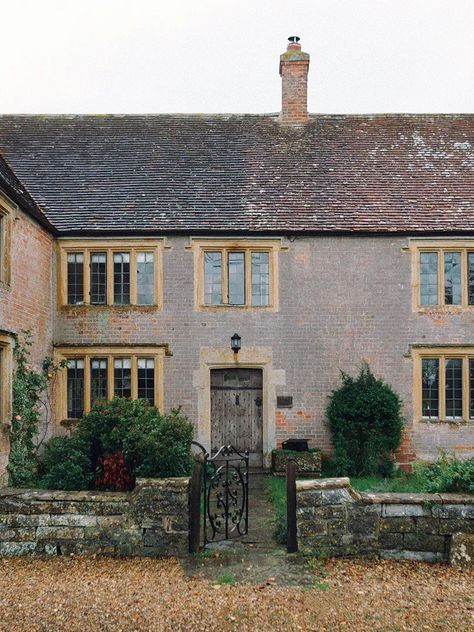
[279, 36, 310, 125]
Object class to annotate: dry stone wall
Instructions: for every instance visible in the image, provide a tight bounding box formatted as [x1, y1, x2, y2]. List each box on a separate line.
[297, 478, 474, 564]
[0, 478, 190, 557]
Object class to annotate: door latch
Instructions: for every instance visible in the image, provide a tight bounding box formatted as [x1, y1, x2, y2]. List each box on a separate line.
[235, 393, 240, 406]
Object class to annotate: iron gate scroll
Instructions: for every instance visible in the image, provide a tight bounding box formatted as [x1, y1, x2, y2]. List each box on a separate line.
[203, 445, 249, 545]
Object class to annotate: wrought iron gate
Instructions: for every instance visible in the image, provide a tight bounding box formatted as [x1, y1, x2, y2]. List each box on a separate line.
[202, 445, 249, 545]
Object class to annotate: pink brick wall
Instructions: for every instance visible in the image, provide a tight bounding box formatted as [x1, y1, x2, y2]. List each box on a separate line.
[0, 209, 54, 482]
[55, 235, 474, 465]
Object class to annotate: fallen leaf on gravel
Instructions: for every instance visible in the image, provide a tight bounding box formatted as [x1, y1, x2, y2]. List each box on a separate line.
[0, 557, 472, 631]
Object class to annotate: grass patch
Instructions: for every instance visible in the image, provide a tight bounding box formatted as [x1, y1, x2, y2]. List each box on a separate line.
[308, 557, 330, 591]
[217, 571, 236, 585]
[347, 474, 426, 493]
[267, 476, 287, 545]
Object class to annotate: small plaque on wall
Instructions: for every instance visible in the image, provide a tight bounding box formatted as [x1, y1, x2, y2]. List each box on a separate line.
[277, 396, 293, 408]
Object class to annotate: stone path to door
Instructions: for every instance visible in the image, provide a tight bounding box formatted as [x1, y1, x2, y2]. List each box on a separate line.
[182, 473, 316, 586]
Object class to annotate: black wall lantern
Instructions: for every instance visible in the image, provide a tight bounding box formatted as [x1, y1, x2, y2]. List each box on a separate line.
[231, 333, 241, 354]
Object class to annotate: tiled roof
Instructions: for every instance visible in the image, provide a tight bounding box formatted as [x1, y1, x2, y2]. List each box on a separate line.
[0, 153, 56, 232]
[0, 113, 473, 234]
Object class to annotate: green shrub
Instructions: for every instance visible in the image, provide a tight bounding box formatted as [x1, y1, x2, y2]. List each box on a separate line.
[38, 398, 194, 490]
[326, 363, 404, 477]
[38, 436, 94, 490]
[413, 453, 474, 495]
[7, 441, 39, 488]
[126, 409, 194, 478]
[76, 398, 158, 465]
[7, 331, 66, 487]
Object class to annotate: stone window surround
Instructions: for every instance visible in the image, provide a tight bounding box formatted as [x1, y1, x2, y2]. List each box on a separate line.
[0, 332, 13, 433]
[0, 193, 15, 289]
[193, 346, 286, 468]
[53, 345, 168, 420]
[408, 238, 474, 312]
[186, 238, 287, 312]
[56, 238, 167, 309]
[0, 332, 13, 485]
[412, 345, 474, 423]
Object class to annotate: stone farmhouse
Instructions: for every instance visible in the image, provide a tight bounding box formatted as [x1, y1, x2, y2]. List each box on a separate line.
[0, 37, 474, 481]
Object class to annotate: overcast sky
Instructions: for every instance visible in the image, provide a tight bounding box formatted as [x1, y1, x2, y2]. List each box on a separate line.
[1, 0, 473, 114]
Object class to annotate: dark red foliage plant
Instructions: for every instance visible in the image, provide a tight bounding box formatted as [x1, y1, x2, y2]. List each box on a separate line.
[95, 451, 135, 491]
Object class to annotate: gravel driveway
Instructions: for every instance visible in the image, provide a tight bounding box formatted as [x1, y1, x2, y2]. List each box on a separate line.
[0, 556, 473, 631]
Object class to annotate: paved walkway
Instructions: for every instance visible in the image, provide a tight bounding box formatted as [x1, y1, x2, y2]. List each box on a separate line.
[182, 473, 315, 586]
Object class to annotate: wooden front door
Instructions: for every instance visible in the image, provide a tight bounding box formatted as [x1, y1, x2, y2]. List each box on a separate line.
[211, 368, 263, 467]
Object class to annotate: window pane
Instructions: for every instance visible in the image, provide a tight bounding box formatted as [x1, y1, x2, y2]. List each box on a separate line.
[67, 359, 84, 418]
[421, 358, 439, 419]
[445, 358, 463, 419]
[114, 252, 131, 305]
[470, 359, 474, 419]
[0, 348, 3, 420]
[228, 252, 245, 305]
[91, 358, 108, 406]
[204, 252, 222, 305]
[444, 252, 461, 305]
[251, 252, 269, 306]
[420, 252, 438, 306]
[138, 358, 155, 406]
[468, 253, 474, 305]
[90, 252, 107, 304]
[114, 358, 131, 398]
[67, 253, 84, 305]
[0, 217, 3, 277]
[137, 252, 154, 305]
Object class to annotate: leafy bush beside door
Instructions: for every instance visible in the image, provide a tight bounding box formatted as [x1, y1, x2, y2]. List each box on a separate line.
[38, 399, 194, 490]
[326, 363, 404, 477]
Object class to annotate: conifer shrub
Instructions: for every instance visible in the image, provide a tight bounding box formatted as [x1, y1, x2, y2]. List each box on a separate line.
[326, 364, 404, 477]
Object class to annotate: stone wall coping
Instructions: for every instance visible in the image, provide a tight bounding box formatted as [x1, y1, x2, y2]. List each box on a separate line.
[296, 478, 351, 491]
[360, 491, 474, 505]
[295, 478, 474, 506]
[134, 477, 190, 491]
[360, 492, 441, 505]
[437, 493, 474, 505]
[0, 487, 131, 501]
[0, 477, 191, 501]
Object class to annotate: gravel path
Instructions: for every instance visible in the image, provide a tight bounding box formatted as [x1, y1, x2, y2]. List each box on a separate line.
[0, 556, 473, 631]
